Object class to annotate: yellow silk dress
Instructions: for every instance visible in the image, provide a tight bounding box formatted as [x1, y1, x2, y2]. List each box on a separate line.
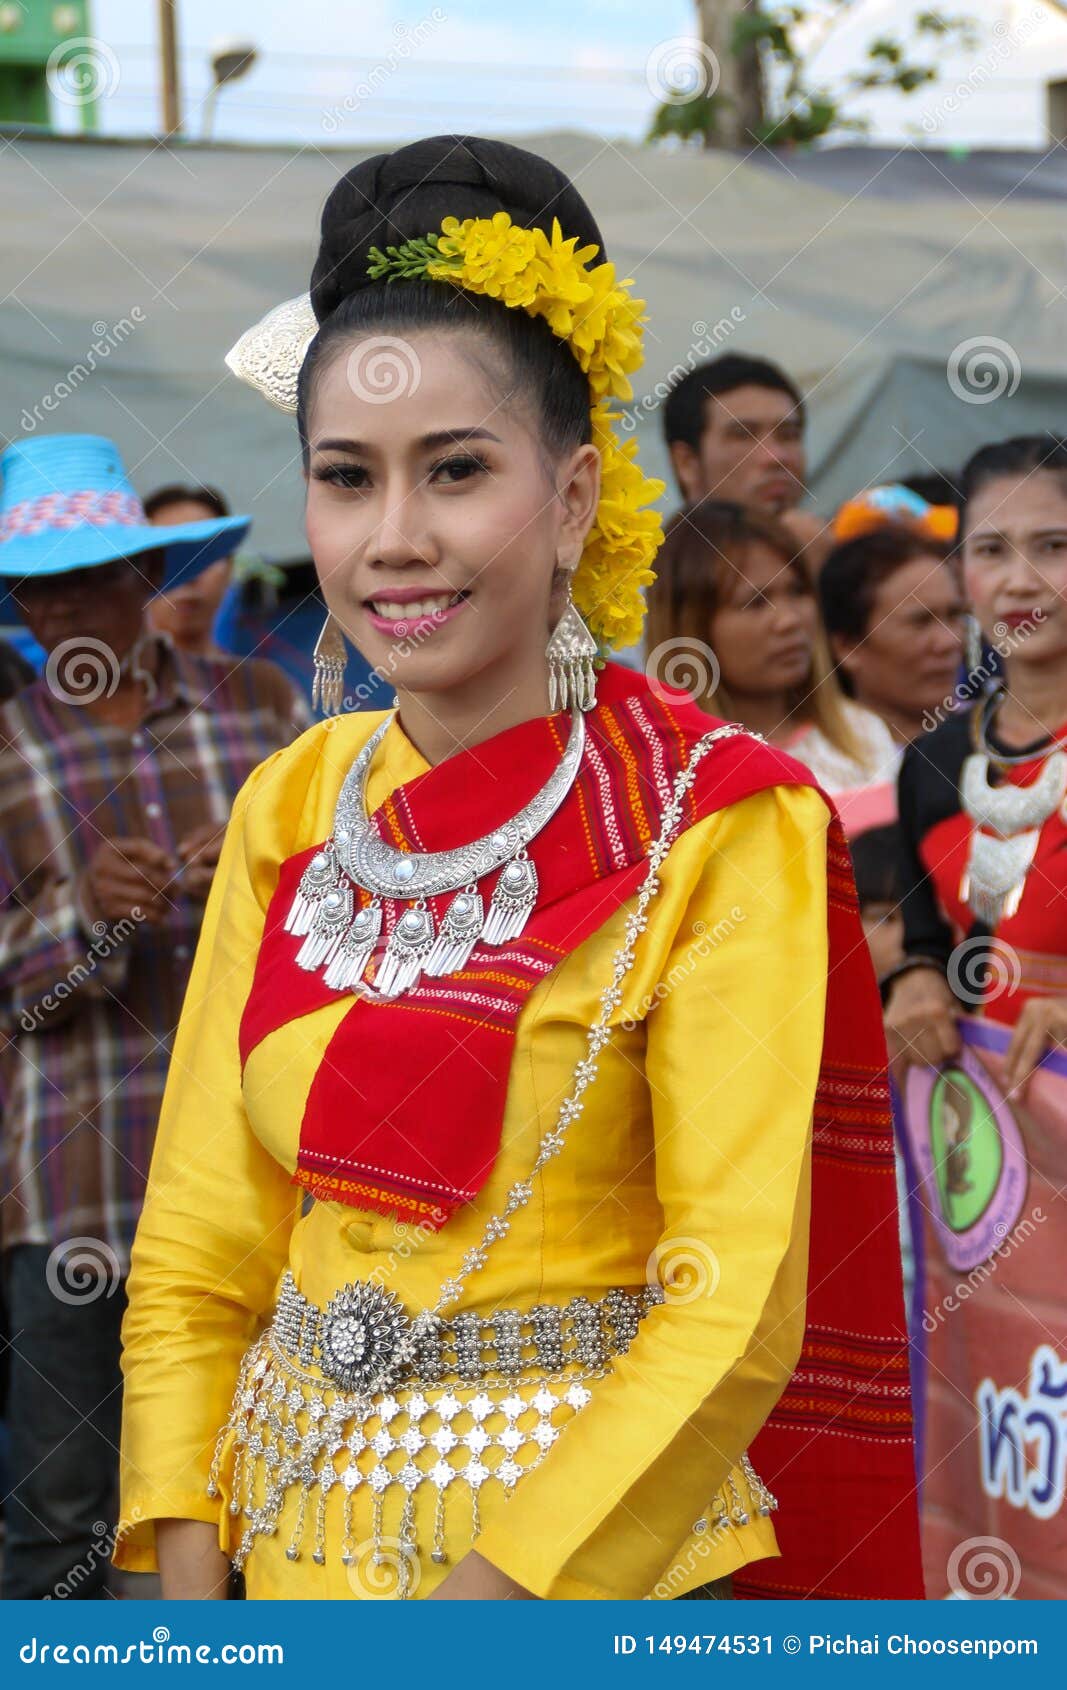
[114, 703, 830, 1600]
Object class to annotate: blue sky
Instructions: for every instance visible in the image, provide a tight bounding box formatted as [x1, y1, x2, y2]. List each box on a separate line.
[49, 5, 1067, 162]
[76, 0, 700, 144]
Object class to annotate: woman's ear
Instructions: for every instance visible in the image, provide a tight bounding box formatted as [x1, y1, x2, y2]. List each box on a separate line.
[137, 548, 168, 600]
[555, 442, 601, 569]
[830, 630, 859, 680]
[669, 439, 701, 503]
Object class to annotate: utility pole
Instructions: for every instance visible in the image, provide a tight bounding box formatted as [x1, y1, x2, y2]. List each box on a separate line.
[696, 0, 765, 148]
[158, 0, 182, 137]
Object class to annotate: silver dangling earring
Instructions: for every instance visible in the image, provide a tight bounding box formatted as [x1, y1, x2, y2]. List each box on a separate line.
[312, 612, 347, 716]
[965, 612, 984, 676]
[546, 584, 598, 712]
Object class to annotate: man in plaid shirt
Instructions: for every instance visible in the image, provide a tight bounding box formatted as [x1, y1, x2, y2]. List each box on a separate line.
[0, 435, 312, 1598]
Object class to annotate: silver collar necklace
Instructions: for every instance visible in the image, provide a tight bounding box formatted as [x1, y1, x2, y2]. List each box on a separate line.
[284, 706, 587, 999]
[960, 689, 1067, 924]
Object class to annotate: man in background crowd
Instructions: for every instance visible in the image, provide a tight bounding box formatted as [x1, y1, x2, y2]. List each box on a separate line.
[144, 483, 238, 661]
[662, 351, 830, 572]
[0, 434, 307, 1599]
[0, 639, 33, 703]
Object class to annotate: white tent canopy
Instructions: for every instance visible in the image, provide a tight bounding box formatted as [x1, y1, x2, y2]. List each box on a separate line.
[4, 128, 1067, 557]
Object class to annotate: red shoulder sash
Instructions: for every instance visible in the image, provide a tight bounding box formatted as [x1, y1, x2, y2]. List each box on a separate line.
[238, 660, 922, 1598]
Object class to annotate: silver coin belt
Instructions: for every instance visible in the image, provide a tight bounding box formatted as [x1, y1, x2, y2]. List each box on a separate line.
[272, 1268, 664, 1386]
[206, 1278, 669, 1589]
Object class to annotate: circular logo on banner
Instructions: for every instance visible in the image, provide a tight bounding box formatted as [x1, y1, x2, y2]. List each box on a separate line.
[905, 1045, 1028, 1271]
[930, 1067, 1003, 1234]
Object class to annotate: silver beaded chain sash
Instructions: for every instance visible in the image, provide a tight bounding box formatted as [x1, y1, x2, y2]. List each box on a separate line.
[284, 706, 586, 999]
[207, 721, 780, 1594]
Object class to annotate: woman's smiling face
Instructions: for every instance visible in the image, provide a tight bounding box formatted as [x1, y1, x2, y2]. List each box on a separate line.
[303, 330, 599, 706]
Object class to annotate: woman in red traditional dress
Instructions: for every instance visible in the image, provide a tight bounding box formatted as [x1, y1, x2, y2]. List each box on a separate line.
[886, 435, 1067, 1084]
[885, 437, 1067, 1597]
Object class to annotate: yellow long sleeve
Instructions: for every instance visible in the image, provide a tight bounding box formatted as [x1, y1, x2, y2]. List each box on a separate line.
[114, 694, 832, 1597]
[115, 748, 306, 1570]
[473, 784, 828, 1598]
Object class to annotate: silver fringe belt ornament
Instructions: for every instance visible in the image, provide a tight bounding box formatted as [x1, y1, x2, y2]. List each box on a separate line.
[284, 704, 587, 1000]
[207, 1274, 776, 1592]
[959, 748, 1067, 925]
[209, 720, 779, 1593]
[207, 1281, 670, 1587]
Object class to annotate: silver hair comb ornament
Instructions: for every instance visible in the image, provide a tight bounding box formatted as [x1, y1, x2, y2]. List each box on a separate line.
[224, 292, 319, 414]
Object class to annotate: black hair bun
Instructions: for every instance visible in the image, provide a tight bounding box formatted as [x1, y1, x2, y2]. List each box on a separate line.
[309, 134, 607, 323]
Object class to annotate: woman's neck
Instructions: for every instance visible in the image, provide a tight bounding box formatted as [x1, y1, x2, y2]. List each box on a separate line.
[172, 631, 219, 659]
[853, 686, 919, 745]
[394, 659, 553, 767]
[994, 661, 1067, 747]
[723, 687, 809, 746]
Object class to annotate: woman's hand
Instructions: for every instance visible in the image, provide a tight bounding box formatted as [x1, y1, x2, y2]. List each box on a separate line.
[1002, 996, 1067, 1097]
[155, 1519, 232, 1599]
[884, 963, 960, 1077]
[425, 1549, 535, 1601]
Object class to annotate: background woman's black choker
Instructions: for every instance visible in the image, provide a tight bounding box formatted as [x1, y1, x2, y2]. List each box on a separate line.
[975, 684, 1060, 768]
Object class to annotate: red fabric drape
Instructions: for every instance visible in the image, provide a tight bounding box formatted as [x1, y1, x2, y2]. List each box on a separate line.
[239, 663, 923, 1596]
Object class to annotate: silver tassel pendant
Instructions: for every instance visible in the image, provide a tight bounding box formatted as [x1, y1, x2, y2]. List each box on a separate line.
[482, 854, 538, 946]
[311, 614, 347, 717]
[549, 654, 597, 714]
[423, 888, 484, 977]
[322, 898, 383, 991]
[284, 845, 339, 938]
[547, 596, 598, 713]
[295, 882, 355, 971]
[373, 903, 436, 998]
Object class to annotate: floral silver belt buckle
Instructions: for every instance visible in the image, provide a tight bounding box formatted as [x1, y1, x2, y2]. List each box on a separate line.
[318, 1281, 413, 1393]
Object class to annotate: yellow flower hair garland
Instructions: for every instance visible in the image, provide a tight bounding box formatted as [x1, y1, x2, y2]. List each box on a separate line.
[367, 212, 663, 653]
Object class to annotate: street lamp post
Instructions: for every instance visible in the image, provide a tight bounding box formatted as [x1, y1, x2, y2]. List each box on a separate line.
[158, 0, 180, 136]
[202, 40, 257, 139]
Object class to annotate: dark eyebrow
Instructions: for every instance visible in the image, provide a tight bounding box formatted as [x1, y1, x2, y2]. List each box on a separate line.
[722, 414, 796, 432]
[312, 427, 503, 454]
[970, 526, 1067, 540]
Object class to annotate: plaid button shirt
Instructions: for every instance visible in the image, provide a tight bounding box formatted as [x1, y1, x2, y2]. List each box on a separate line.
[0, 633, 312, 1276]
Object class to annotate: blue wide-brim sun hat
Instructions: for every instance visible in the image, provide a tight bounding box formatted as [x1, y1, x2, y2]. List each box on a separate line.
[0, 434, 252, 622]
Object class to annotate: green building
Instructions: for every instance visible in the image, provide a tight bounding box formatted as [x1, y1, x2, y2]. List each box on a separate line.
[0, 1, 100, 131]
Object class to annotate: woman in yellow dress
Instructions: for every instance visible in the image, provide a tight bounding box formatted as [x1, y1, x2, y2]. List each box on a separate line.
[114, 136, 921, 1602]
